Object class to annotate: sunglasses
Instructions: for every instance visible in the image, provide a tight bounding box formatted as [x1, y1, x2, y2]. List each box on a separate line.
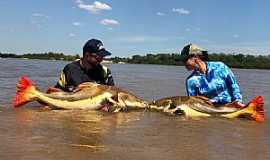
[90, 53, 103, 61]
[182, 55, 194, 63]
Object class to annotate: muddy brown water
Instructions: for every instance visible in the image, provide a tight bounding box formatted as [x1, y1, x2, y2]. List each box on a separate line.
[0, 58, 270, 160]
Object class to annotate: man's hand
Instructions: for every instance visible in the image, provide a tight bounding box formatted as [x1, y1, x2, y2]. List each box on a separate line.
[225, 101, 245, 108]
[196, 96, 214, 106]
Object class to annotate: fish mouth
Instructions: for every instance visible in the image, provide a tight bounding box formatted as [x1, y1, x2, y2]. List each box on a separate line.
[100, 105, 110, 112]
[99, 100, 116, 112]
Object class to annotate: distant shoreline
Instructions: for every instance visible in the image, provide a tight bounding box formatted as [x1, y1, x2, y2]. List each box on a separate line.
[1, 52, 270, 70]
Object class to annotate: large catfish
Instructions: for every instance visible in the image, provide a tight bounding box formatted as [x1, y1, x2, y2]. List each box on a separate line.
[13, 76, 149, 112]
[149, 96, 264, 122]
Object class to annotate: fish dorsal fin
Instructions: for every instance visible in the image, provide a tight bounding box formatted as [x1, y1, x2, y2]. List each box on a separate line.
[189, 102, 238, 114]
[78, 82, 98, 89]
[46, 87, 63, 93]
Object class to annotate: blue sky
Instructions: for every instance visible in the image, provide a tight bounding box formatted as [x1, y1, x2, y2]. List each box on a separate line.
[0, 0, 270, 57]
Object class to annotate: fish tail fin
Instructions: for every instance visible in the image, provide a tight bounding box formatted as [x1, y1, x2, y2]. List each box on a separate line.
[242, 96, 264, 122]
[12, 76, 37, 108]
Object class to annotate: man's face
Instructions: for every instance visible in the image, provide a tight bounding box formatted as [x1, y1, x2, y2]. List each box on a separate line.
[184, 56, 197, 71]
[86, 53, 104, 66]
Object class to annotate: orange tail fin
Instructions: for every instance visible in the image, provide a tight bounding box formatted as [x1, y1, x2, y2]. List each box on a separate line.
[248, 96, 264, 122]
[12, 76, 36, 108]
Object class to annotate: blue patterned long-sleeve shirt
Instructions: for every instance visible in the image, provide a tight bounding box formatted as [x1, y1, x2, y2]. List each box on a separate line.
[186, 61, 242, 104]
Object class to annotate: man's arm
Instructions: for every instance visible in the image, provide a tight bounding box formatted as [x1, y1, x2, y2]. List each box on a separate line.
[186, 78, 197, 96]
[54, 68, 75, 92]
[55, 70, 66, 90]
[105, 68, 114, 86]
[101, 65, 114, 86]
[223, 64, 243, 103]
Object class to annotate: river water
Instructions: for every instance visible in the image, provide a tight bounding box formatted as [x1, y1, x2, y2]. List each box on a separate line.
[0, 58, 270, 160]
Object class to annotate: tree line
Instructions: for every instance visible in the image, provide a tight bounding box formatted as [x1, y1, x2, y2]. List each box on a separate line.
[1, 52, 270, 69]
[108, 53, 270, 69]
[0, 52, 80, 61]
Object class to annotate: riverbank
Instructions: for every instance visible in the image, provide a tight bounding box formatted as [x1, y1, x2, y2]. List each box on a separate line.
[1, 52, 270, 69]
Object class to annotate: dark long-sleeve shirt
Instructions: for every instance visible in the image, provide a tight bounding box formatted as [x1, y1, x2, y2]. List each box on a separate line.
[55, 60, 114, 92]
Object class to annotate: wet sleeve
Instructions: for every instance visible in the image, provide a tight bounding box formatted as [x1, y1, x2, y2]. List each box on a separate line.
[55, 67, 69, 91]
[223, 64, 243, 103]
[105, 68, 115, 86]
[186, 78, 198, 96]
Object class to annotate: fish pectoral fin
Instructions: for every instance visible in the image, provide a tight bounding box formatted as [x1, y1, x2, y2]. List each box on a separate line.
[163, 104, 178, 115]
[107, 97, 118, 105]
[115, 93, 130, 112]
[112, 107, 122, 113]
[162, 104, 170, 112]
[162, 103, 185, 115]
[149, 105, 163, 111]
[107, 97, 125, 112]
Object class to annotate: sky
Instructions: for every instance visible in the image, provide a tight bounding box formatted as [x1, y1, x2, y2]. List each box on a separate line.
[0, 0, 270, 57]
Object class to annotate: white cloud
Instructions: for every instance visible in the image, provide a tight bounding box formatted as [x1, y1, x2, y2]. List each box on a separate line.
[72, 22, 81, 26]
[100, 19, 119, 26]
[115, 36, 169, 43]
[32, 13, 49, 19]
[69, 33, 76, 37]
[172, 8, 190, 15]
[31, 13, 49, 26]
[75, 0, 112, 14]
[157, 12, 166, 16]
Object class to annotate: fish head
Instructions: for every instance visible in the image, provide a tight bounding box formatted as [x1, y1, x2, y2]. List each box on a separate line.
[150, 97, 189, 116]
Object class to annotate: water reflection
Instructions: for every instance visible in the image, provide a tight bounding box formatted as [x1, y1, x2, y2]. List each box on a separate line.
[12, 108, 145, 153]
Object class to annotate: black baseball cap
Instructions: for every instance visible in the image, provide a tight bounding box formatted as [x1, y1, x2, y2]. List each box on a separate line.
[180, 43, 208, 62]
[83, 39, 111, 57]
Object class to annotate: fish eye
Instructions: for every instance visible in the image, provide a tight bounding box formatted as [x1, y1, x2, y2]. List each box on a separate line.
[174, 108, 185, 115]
[169, 103, 177, 109]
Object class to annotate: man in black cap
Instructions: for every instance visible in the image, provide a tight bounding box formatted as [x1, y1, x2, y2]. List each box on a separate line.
[54, 39, 114, 92]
